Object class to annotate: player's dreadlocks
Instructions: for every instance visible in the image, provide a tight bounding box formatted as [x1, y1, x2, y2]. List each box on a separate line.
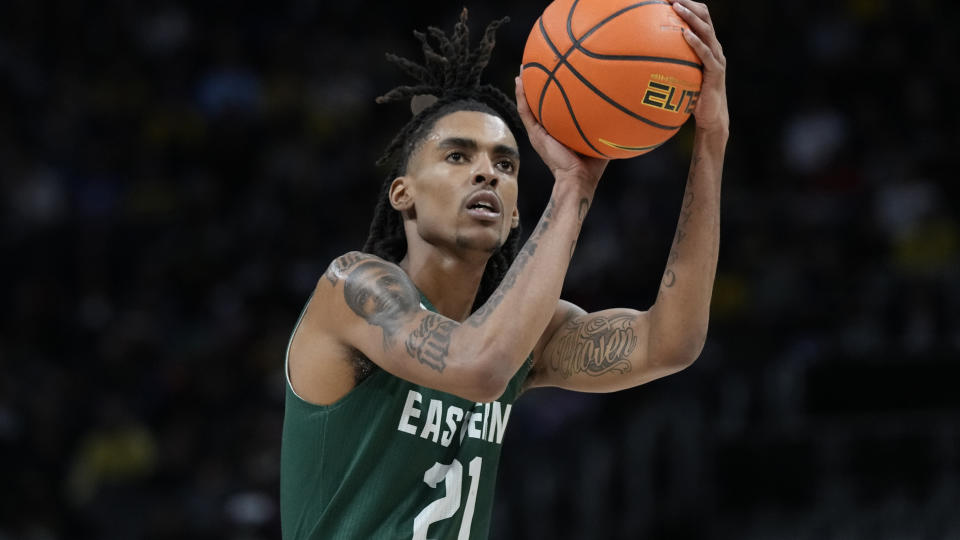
[363, 8, 525, 312]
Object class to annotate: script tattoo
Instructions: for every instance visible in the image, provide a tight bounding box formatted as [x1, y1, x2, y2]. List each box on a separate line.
[468, 198, 556, 327]
[326, 252, 374, 286]
[550, 313, 637, 378]
[405, 313, 456, 372]
[343, 260, 420, 347]
[659, 157, 701, 295]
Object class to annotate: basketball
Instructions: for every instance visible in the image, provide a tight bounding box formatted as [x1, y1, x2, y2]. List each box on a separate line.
[520, 0, 703, 159]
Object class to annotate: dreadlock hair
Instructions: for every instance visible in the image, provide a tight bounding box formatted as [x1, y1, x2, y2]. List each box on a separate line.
[363, 8, 525, 312]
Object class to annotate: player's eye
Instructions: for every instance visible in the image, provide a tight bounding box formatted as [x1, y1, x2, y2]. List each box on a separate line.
[446, 151, 467, 163]
[496, 159, 516, 173]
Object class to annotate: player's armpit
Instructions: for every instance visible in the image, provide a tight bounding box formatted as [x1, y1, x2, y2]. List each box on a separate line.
[527, 302, 692, 393]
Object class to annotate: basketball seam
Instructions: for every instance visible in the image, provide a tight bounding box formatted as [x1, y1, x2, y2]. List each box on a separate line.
[537, 12, 682, 132]
[567, 0, 703, 70]
[599, 138, 668, 152]
[523, 62, 610, 158]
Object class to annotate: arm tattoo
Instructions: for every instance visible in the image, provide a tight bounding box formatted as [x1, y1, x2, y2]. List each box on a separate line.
[570, 197, 590, 259]
[661, 250, 679, 291]
[549, 313, 637, 378]
[326, 252, 374, 286]
[343, 260, 420, 348]
[659, 161, 700, 294]
[405, 313, 455, 372]
[468, 197, 556, 327]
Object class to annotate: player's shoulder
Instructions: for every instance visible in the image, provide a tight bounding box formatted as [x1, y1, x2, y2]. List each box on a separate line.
[315, 251, 416, 306]
[308, 251, 399, 331]
[319, 251, 388, 290]
[312, 250, 421, 338]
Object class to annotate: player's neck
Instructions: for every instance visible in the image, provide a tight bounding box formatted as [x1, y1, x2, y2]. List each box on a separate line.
[398, 244, 488, 323]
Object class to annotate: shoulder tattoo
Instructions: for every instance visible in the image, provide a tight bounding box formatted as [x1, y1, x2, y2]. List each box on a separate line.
[325, 251, 376, 286]
[342, 259, 420, 348]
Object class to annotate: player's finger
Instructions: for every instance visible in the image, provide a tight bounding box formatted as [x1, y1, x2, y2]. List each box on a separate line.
[671, 0, 712, 25]
[514, 76, 539, 130]
[671, 1, 723, 64]
[671, 1, 715, 43]
[681, 27, 722, 73]
[514, 76, 553, 146]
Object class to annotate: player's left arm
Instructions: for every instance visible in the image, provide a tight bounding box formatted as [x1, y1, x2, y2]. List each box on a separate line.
[527, 0, 728, 393]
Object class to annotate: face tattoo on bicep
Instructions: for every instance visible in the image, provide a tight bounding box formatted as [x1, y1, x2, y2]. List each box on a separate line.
[343, 260, 421, 348]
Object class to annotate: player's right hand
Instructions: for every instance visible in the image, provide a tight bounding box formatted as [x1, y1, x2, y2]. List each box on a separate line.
[515, 75, 608, 192]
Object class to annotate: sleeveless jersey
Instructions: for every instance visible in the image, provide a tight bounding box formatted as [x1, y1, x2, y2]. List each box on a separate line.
[280, 294, 532, 540]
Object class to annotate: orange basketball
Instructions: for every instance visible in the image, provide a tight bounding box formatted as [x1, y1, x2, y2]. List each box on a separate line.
[521, 0, 703, 159]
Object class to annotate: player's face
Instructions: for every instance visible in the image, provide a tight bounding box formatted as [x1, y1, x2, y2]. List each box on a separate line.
[400, 110, 520, 254]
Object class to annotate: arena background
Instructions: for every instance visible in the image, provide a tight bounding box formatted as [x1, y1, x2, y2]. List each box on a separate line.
[1, 1, 958, 538]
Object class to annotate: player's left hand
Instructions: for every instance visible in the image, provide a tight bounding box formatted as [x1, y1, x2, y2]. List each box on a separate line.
[669, 0, 728, 134]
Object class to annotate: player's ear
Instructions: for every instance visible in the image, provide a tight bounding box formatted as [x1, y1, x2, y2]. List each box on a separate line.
[510, 205, 520, 229]
[389, 176, 414, 211]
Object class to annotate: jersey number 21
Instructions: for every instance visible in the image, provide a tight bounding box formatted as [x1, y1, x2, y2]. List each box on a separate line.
[412, 457, 482, 539]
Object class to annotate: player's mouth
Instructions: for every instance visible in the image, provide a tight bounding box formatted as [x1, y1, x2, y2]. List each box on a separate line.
[463, 189, 502, 222]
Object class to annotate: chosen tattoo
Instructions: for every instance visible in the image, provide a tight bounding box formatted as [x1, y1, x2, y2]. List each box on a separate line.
[326, 252, 374, 286]
[468, 197, 556, 327]
[343, 260, 420, 347]
[405, 313, 456, 372]
[549, 313, 637, 378]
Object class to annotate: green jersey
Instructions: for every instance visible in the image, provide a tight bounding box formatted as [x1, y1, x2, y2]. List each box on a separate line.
[280, 295, 532, 539]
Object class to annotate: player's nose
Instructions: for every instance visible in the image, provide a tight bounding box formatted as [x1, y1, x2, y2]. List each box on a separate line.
[472, 154, 499, 187]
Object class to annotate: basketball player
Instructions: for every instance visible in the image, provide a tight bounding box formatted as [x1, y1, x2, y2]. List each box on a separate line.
[281, 1, 727, 537]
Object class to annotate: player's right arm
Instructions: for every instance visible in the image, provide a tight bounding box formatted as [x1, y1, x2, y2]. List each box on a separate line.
[311, 174, 589, 403]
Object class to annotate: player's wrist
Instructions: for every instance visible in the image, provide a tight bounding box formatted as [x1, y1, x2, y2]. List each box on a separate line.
[549, 180, 595, 214]
[552, 165, 602, 196]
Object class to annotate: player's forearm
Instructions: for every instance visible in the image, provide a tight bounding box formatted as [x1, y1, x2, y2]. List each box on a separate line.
[647, 126, 727, 365]
[459, 182, 591, 382]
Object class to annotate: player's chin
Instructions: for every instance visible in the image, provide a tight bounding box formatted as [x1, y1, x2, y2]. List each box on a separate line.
[454, 228, 504, 254]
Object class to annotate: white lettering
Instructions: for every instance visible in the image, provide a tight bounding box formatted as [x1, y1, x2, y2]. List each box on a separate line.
[421, 399, 443, 443]
[399, 390, 513, 447]
[467, 404, 483, 440]
[487, 402, 512, 444]
[397, 390, 423, 435]
[441, 406, 464, 447]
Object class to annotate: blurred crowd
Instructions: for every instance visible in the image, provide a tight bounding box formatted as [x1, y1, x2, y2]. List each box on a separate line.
[1, 0, 957, 538]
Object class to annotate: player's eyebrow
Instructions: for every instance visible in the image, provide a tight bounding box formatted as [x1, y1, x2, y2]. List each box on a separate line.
[437, 137, 478, 153]
[437, 137, 519, 161]
[493, 144, 520, 162]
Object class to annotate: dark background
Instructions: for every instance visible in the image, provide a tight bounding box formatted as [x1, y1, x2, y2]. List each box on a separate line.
[2, 0, 958, 538]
